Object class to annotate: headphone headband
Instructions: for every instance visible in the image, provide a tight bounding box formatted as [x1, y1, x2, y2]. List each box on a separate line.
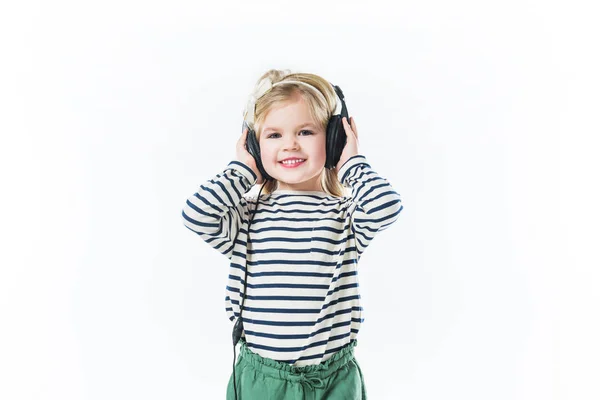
[242, 77, 342, 126]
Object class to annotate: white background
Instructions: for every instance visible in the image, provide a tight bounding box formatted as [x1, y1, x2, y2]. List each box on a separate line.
[1, 1, 599, 399]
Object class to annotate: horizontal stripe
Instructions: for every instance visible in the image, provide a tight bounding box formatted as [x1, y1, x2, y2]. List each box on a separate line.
[182, 155, 402, 366]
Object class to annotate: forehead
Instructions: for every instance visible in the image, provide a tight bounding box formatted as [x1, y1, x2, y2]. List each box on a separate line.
[261, 97, 318, 133]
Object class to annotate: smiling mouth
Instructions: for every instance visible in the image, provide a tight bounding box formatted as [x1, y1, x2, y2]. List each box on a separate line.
[279, 159, 306, 167]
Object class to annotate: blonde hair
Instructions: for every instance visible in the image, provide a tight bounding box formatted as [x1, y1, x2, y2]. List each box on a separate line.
[248, 69, 346, 198]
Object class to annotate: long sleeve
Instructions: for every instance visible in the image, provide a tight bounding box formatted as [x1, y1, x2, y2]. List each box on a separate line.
[337, 154, 403, 256]
[182, 160, 257, 259]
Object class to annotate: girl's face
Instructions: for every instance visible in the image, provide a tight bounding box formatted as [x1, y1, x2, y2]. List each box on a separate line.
[259, 95, 326, 191]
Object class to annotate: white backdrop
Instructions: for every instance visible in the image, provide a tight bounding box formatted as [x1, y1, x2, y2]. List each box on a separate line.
[1, 1, 599, 399]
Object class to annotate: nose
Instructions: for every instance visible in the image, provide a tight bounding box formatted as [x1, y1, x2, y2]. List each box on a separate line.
[282, 134, 300, 150]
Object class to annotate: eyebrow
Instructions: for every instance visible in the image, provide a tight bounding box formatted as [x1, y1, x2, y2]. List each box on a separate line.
[262, 123, 317, 133]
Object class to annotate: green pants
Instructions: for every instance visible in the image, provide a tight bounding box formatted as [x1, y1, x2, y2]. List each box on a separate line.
[226, 338, 367, 399]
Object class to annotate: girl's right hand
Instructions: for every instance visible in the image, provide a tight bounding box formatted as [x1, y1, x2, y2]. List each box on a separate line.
[236, 127, 264, 185]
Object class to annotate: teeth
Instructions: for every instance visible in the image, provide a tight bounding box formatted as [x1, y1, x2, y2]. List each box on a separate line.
[281, 159, 305, 165]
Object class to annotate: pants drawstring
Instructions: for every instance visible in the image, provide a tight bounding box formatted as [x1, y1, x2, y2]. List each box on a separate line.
[298, 372, 326, 389]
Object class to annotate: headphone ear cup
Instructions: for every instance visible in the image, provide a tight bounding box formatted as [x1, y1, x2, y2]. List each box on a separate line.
[325, 84, 350, 170]
[325, 115, 348, 169]
[244, 125, 273, 181]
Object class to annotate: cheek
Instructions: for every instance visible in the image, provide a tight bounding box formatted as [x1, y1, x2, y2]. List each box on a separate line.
[313, 137, 327, 159]
[259, 141, 277, 160]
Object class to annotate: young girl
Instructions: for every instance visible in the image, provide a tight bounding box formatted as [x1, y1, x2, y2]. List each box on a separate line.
[182, 69, 403, 399]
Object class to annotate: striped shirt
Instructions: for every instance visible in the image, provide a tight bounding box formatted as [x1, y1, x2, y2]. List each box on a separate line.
[182, 154, 403, 366]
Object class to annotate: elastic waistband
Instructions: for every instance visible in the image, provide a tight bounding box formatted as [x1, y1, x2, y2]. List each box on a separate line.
[237, 339, 357, 389]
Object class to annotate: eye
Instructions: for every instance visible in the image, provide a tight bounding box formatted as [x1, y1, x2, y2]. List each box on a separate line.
[266, 130, 314, 139]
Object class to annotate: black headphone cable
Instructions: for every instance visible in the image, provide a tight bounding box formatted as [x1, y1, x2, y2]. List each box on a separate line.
[231, 181, 267, 400]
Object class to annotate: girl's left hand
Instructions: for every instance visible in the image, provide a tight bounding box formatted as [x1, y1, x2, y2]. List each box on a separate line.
[336, 116, 359, 172]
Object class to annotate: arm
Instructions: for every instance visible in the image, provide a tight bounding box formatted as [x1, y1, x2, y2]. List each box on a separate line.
[338, 154, 404, 257]
[182, 161, 257, 259]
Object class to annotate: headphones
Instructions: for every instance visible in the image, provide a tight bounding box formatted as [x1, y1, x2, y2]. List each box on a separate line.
[230, 77, 350, 400]
[242, 78, 350, 181]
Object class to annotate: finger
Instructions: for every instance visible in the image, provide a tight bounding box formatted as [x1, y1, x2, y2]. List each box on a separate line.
[348, 117, 357, 136]
[342, 117, 353, 133]
[237, 129, 248, 151]
[350, 117, 358, 136]
[239, 128, 248, 145]
[343, 117, 357, 140]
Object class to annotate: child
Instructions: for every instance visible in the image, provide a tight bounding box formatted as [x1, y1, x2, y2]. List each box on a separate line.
[182, 69, 403, 399]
